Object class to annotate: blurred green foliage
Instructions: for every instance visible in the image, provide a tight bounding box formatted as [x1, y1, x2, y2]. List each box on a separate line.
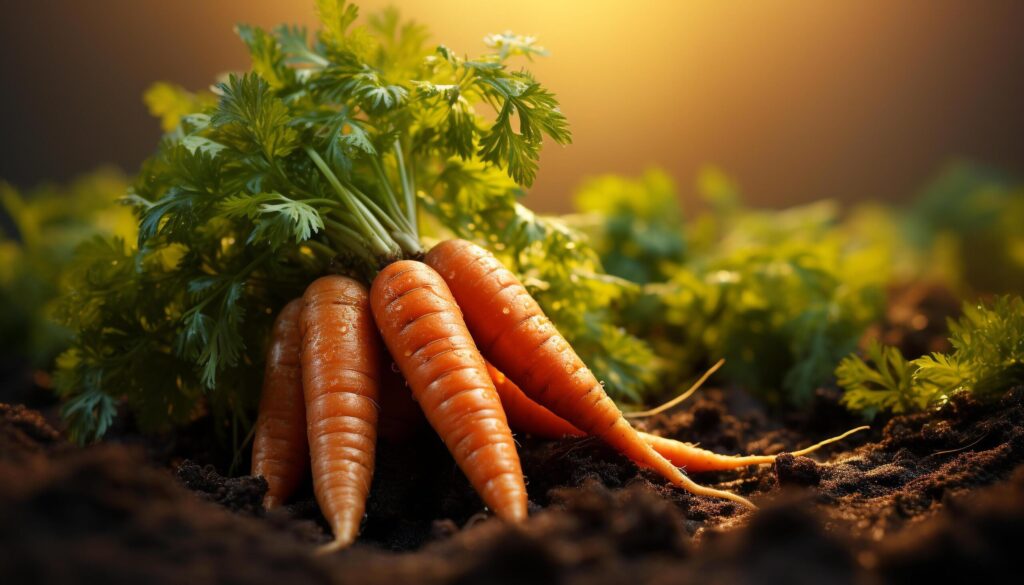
[571, 168, 891, 406]
[0, 170, 134, 368]
[574, 169, 687, 284]
[907, 161, 1024, 295]
[570, 162, 1023, 410]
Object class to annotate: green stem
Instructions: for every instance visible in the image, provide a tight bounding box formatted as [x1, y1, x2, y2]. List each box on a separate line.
[348, 185, 421, 255]
[305, 146, 396, 258]
[349, 191, 401, 256]
[368, 158, 416, 236]
[324, 218, 364, 245]
[300, 198, 345, 209]
[303, 239, 337, 259]
[349, 189, 401, 235]
[324, 220, 378, 266]
[393, 139, 418, 237]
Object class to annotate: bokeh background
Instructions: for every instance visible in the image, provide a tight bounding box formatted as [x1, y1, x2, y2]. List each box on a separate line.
[2, 0, 1023, 211]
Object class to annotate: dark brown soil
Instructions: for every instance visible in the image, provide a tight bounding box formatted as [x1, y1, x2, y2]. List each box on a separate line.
[2, 378, 1022, 585]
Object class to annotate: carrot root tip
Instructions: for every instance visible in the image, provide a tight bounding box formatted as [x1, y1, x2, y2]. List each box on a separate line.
[314, 537, 354, 556]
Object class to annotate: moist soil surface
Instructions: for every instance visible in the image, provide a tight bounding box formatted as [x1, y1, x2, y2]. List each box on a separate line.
[2, 284, 1021, 584]
[2, 383, 1022, 585]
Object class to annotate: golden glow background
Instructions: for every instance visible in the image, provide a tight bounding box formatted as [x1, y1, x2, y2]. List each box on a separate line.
[1, 1, 1022, 211]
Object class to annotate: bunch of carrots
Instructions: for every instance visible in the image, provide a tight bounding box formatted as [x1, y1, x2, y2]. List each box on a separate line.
[63, 0, 868, 553]
[252, 238, 865, 551]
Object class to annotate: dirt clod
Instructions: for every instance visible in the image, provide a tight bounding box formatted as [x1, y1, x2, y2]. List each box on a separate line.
[775, 454, 821, 486]
[176, 460, 268, 515]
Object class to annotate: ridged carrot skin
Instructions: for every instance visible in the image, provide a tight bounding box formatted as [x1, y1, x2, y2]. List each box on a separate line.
[251, 299, 308, 509]
[487, 360, 774, 471]
[370, 260, 528, 522]
[301, 276, 381, 552]
[427, 239, 754, 508]
[488, 360, 864, 472]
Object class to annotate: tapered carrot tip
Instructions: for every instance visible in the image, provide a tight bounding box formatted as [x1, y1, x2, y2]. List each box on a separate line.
[314, 513, 360, 555]
[483, 472, 530, 522]
[315, 535, 355, 556]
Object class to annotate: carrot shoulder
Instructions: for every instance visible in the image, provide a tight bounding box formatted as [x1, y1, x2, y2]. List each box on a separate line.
[301, 276, 381, 552]
[251, 299, 307, 509]
[370, 260, 528, 522]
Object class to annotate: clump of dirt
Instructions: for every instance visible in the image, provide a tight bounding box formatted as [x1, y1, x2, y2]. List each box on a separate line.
[176, 460, 268, 515]
[774, 454, 821, 486]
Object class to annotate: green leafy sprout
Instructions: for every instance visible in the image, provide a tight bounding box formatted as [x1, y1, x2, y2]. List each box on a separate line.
[838, 296, 1024, 416]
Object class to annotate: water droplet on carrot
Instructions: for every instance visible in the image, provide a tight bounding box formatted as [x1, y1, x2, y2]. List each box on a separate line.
[502, 306, 510, 315]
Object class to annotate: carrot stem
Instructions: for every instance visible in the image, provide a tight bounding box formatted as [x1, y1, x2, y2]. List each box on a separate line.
[392, 139, 417, 235]
[305, 146, 396, 257]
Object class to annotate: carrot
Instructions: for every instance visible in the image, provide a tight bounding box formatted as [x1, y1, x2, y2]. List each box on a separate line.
[370, 260, 528, 522]
[301, 276, 381, 553]
[486, 361, 583, 439]
[251, 298, 307, 510]
[488, 359, 868, 473]
[426, 239, 754, 508]
[642, 427, 869, 472]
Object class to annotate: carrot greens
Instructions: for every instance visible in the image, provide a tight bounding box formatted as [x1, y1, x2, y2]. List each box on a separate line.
[55, 1, 665, 442]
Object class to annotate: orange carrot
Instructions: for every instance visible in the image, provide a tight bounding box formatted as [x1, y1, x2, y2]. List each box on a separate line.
[486, 361, 583, 439]
[427, 239, 753, 508]
[642, 427, 869, 472]
[301, 276, 381, 552]
[251, 298, 307, 510]
[370, 260, 528, 522]
[488, 360, 867, 473]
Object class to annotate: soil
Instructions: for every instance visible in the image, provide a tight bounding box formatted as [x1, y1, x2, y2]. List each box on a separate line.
[2, 380, 1022, 585]
[2, 285, 1020, 584]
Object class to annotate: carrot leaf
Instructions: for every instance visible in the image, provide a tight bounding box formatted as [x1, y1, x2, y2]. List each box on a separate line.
[838, 296, 1024, 416]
